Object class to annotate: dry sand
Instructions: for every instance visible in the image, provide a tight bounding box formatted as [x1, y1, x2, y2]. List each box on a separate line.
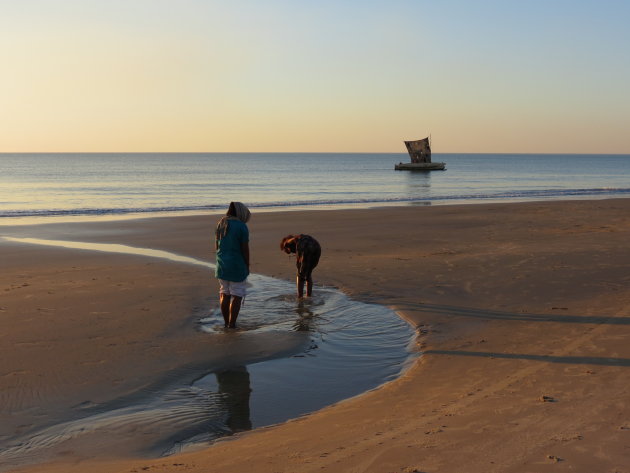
[2, 199, 630, 472]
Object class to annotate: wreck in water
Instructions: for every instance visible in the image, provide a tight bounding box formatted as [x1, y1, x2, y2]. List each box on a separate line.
[395, 136, 446, 170]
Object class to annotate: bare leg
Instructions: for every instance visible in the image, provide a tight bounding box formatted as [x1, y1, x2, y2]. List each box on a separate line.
[296, 276, 305, 298]
[305, 276, 313, 297]
[229, 296, 242, 328]
[220, 293, 231, 327]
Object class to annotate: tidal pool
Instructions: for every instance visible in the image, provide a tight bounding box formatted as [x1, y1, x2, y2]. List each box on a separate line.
[0, 237, 417, 469]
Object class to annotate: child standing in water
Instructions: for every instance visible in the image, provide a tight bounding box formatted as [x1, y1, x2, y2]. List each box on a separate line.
[215, 202, 251, 328]
[280, 234, 321, 298]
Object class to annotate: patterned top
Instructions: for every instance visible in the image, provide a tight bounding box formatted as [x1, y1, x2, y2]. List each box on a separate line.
[295, 234, 320, 258]
[281, 234, 321, 278]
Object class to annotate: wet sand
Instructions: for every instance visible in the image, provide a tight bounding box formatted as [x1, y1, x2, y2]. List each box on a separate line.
[2, 199, 630, 472]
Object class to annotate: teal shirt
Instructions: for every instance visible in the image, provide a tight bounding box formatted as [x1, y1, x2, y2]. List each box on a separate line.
[215, 219, 249, 282]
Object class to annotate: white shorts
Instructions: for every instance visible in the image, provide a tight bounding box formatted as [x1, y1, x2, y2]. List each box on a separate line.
[219, 279, 247, 298]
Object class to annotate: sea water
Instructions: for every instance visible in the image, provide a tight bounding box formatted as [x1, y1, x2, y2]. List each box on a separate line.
[1, 153, 629, 220]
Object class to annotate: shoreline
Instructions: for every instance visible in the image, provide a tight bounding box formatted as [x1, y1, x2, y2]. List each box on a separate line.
[2, 199, 630, 472]
[2, 194, 630, 227]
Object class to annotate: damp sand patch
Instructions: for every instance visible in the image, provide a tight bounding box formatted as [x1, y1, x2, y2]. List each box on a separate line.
[0, 237, 417, 470]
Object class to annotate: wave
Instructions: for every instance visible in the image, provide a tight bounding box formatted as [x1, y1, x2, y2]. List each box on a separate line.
[2, 187, 630, 219]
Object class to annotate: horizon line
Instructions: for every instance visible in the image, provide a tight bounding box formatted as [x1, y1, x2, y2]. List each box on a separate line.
[2, 151, 630, 156]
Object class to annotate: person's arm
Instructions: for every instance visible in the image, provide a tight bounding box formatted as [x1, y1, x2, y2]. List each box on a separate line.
[241, 241, 250, 269]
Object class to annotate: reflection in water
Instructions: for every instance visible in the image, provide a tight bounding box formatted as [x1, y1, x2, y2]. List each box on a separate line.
[292, 299, 317, 332]
[216, 367, 252, 433]
[402, 170, 434, 206]
[404, 168, 432, 189]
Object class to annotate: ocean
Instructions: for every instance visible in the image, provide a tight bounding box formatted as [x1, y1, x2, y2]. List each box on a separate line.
[1, 152, 630, 220]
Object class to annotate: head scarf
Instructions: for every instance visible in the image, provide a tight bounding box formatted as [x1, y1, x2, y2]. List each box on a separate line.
[230, 201, 251, 223]
[216, 202, 251, 240]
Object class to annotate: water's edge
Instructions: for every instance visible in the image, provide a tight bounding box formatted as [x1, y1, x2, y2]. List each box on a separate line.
[0, 237, 417, 470]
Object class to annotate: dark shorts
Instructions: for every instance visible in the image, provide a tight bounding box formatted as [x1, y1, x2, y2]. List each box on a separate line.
[297, 246, 321, 279]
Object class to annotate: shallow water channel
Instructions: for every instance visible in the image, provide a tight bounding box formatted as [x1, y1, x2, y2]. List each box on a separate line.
[0, 237, 417, 469]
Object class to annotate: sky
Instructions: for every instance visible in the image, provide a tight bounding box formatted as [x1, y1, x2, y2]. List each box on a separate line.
[1, 0, 629, 153]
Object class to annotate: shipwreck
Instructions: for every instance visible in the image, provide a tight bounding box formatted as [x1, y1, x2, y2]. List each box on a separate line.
[395, 136, 446, 171]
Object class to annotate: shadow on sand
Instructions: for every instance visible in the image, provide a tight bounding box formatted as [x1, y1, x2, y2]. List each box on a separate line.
[401, 302, 630, 326]
[398, 302, 630, 368]
[424, 350, 630, 368]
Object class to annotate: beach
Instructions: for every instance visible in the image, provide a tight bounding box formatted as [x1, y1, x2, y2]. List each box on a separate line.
[2, 199, 630, 472]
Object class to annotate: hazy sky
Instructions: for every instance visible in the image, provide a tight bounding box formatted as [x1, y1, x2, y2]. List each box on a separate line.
[1, 0, 628, 153]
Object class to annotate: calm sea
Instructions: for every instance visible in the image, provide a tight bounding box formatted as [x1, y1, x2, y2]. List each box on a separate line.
[1, 152, 630, 219]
